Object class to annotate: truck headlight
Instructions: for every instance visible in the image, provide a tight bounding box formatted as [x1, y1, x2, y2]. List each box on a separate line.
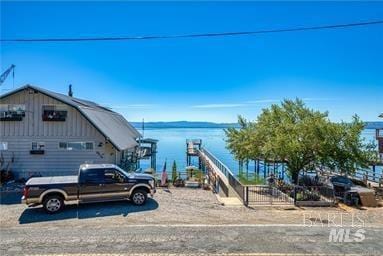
[149, 179, 155, 188]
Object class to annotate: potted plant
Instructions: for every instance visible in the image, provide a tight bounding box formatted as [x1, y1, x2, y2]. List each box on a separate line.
[173, 171, 185, 187]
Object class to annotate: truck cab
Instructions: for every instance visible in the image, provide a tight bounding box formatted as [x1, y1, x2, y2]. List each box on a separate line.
[77, 164, 155, 203]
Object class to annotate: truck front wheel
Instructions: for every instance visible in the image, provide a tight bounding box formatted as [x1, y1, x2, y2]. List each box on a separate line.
[131, 189, 147, 205]
[43, 195, 64, 214]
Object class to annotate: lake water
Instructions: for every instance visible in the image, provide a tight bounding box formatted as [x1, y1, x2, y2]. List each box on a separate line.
[139, 128, 381, 178]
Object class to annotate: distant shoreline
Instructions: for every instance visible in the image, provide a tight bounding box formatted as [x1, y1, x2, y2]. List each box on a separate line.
[131, 121, 383, 129]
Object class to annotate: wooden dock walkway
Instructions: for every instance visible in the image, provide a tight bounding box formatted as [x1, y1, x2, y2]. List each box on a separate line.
[198, 149, 239, 198]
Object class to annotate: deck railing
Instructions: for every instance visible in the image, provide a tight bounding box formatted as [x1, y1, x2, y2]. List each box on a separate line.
[200, 148, 246, 201]
[318, 167, 383, 187]
[201, 148, 231, 178]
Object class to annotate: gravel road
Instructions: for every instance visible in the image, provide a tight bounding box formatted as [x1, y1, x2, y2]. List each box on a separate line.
[1, 188, 382, 255]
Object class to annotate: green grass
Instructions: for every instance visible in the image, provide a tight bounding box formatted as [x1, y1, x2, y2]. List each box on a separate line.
[237, 173, 265, 185]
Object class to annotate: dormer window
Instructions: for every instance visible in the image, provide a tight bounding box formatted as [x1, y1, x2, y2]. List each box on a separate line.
[0, 104, 26, 121]
[42, 105, 67, 121]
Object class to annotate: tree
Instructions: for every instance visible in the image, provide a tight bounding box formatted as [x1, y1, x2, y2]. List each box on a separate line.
[225, 116, 261, 163]
[225, 99, 376, 184]
[255, 99, 330, 183]
[171, 160, 177, 183]
[321, 116, 377, 175]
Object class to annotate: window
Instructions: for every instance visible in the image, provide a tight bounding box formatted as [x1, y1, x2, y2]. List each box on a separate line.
[81, 169, 104, 184]
[0, 104, 26, 121]
[42, 105, 67, 121]
[104, 169, 125, 183]
[32, 142, 45, 150]
[59, 142, 94, 150]
[30, 142, 45, 154]
[0, 142, 8, 151]
[81, 169, 125, 184]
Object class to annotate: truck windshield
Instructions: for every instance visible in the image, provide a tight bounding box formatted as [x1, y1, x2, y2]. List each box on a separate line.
[115, 166, 130, 178]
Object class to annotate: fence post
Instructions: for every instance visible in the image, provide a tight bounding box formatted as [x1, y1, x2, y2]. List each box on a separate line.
[245, 186, 249, 206]
[294, 186, 297, 205]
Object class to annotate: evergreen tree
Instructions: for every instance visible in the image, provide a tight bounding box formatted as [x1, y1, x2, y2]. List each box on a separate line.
[171, 160, 177, 183]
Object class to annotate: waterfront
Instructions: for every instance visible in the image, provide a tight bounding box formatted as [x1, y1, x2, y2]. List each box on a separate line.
[139, 128, 232, 172]
[139, 128, 381, 177]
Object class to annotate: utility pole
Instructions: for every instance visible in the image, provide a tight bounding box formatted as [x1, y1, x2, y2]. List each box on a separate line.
[142, 118, 145, 138]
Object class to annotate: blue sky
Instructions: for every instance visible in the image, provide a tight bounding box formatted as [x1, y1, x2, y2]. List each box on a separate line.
[1, 1, 382, 122]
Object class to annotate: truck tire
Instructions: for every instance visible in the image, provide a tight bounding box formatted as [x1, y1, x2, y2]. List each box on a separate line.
[131, 189, 147, 205]
[43, 194, 64, 214]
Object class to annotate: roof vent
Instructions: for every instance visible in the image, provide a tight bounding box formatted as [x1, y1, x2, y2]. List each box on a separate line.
[68, 84, 73, 97]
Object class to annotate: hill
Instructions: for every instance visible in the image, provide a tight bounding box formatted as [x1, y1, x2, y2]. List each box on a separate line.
[130, 121, 239, 129]
[130, 121, 383, 129]
[364, 121, 383, 129]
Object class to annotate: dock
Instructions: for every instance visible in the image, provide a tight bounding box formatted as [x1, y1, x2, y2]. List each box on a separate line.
[186, 139, 202, 166]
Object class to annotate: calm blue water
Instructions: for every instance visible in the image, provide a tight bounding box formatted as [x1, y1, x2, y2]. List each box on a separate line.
[139, 128, 381, 178]
[139, 128, 233, 171]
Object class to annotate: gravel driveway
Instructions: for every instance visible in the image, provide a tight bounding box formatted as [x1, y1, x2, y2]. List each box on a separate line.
[1, 188, 382, 255]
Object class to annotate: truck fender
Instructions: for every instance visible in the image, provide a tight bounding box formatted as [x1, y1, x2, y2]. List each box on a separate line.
[129, 184, 151, 194]
[39, 189, 69, 203]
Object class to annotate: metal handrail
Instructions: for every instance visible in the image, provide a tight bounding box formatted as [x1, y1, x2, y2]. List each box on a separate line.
[199, 148, 257, 204]
[318, 167, 383, 186]
[199, 148, 234, 177]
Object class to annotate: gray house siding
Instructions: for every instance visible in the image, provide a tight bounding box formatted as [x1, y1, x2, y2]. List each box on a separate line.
[0, 89, 121, 178]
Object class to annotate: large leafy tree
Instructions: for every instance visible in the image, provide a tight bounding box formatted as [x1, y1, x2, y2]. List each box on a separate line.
[225, 116, 256, 162]
[321, 116, 377, 174]
[225, 99, 376, 184]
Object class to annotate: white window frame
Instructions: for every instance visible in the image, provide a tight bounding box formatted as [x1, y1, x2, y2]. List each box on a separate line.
[58, 141, 94, 151]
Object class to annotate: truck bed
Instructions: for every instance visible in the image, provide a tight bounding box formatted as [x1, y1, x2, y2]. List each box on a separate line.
[26, 176, 78, 186]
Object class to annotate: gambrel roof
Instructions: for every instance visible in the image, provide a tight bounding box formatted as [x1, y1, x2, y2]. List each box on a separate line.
[0, 85, 141, 150]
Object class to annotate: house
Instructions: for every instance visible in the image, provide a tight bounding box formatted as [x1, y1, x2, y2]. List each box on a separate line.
[0, 84, 141, 178]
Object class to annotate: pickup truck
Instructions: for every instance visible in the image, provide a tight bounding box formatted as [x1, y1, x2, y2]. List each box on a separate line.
[22, 164, 156, 213]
